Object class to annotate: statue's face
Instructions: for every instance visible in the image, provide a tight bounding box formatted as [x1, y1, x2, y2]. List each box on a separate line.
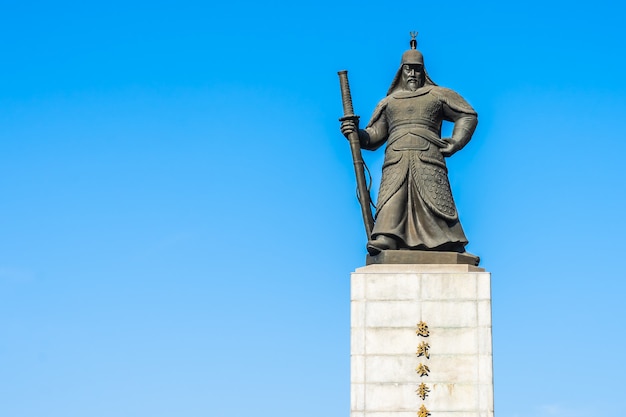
[402, 64, 424, 91]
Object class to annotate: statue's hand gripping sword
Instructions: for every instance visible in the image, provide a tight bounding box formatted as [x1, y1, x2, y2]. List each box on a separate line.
[338, 70, 375, 239]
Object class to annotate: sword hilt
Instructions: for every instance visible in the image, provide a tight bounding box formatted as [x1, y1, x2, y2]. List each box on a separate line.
[338, 70, 356, 118]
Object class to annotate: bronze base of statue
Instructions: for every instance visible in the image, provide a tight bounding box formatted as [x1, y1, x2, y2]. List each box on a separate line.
[366, 250, 480, 266]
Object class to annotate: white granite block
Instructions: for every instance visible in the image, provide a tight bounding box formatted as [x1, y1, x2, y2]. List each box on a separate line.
[365, 383, 420, 411]
[365, 273, 421, 300]
[351, 354, 365, 383]
[477, 328, 493, 354]
[476, 274, 491, 299]
[477, 355, 493, 384]
[429, 327, 478, 355]
[428, 383, 478, 411]
[477, 383, 494, 414]
[421, 273, 477, 300]
[350, 265, 494, 416]
[365, 301, 420, 328]
[363, 328, 417, 355]
[351, 382, 365, 411]
[365, 413, 430, 417]
[424, 355, 478, 383]
[351, 327, 365, 355]
[421, 300, 478, 327]
[364, 355, 416, 383]
[477, 300, 492, 327]
[351, 301, 365, 328]
[351, 274, 365, 300]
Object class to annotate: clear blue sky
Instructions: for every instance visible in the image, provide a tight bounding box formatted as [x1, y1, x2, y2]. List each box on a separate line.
[1, 1, 625, 416]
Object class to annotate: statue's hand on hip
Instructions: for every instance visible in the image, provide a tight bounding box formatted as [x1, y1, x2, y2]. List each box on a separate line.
[440, 139, 457, 157]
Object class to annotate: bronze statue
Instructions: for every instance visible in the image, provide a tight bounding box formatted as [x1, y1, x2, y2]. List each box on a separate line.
[339, 34, 478, 261]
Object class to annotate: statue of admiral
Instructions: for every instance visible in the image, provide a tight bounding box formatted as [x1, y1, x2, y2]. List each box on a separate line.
[340, 34, 478, 258]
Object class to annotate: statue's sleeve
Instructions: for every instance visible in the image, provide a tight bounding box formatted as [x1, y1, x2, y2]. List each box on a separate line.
[359, 98, 389, 151]
[435, 87, 478, 153]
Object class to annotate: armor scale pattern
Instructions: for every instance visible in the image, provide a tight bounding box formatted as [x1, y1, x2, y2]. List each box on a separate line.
[375, 156, 408, 218]
[375, 151, 457, 222]
[412, 152, 457, 221]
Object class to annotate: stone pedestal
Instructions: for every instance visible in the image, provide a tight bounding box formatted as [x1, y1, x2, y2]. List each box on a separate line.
[351, 264, 493, 417]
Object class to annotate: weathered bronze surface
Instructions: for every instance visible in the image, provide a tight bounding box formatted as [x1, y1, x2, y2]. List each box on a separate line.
[338, 71, 375, 237]
[340, 33, 479, 263]
[366, 250, 479, 266]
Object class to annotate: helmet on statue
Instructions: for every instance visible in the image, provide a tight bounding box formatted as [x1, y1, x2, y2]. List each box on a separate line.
[387, 32, 436, 95]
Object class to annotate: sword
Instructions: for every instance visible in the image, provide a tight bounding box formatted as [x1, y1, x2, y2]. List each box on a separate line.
[337, 70, 375, 239]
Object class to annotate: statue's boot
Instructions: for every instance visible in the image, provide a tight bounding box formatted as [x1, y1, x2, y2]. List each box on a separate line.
[367, 235, 397, 256]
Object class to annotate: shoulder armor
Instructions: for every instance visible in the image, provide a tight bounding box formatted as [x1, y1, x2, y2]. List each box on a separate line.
[431, 87, 477, 115]
[366, 96, 390, 128]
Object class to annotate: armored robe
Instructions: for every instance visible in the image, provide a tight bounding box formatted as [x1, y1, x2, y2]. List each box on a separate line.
[360, 84, 477, 251]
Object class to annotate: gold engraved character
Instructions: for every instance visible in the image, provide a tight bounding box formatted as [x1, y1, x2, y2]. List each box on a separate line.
[416, 341, 430, 359]
[415, 363, 430, 377]
[416, 321, 430, 337]
[417, 404, 431, 417]
[416, 382, 430, 400]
